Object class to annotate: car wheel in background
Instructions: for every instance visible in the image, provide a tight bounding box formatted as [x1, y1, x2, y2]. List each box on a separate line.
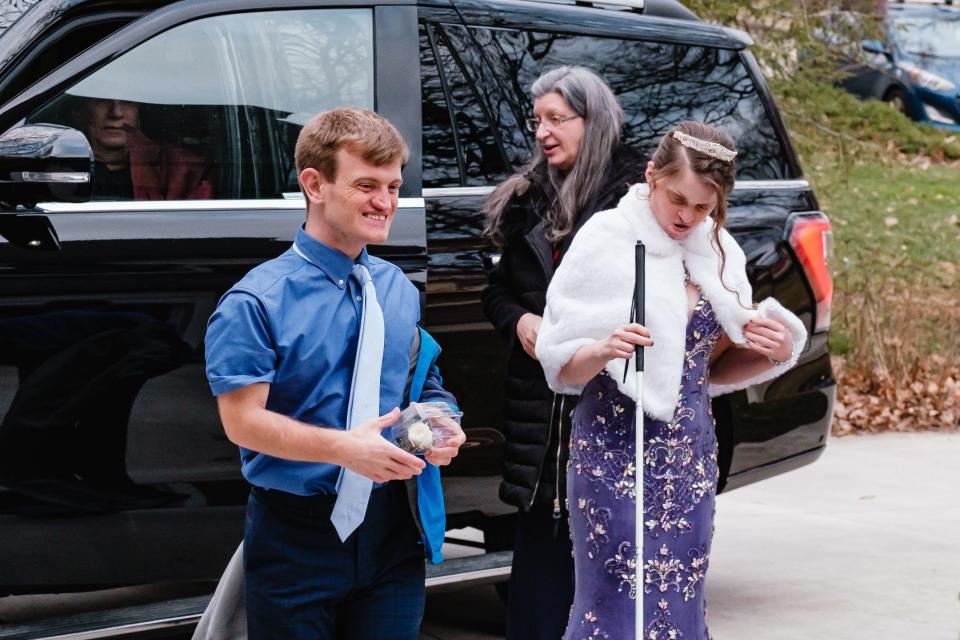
[885, 87, 909, 117]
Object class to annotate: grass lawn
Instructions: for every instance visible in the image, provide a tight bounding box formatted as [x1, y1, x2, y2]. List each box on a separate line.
[811, 159, 960, 276]
[806, 155, 960, 364]
[801, 153, 960, 433]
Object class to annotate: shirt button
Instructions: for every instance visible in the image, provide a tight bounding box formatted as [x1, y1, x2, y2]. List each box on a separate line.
[338, 279, 344, 287]
[356, 295, 362, 302]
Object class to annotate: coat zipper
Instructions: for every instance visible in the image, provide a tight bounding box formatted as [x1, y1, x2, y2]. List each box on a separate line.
[529, 393, 557, 510]
[522, 225, 555, 283]
[552, 395, 565, 521]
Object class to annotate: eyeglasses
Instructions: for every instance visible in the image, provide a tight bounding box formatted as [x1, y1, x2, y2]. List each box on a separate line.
[525, 114, 581, 133]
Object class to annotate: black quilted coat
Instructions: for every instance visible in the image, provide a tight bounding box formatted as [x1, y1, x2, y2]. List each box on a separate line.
[482, 146, 647, 511]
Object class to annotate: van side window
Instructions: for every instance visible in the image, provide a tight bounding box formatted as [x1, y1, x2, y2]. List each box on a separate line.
[445, 26, 790, 180]
[25, 9, 375, 202]
[437, 24, 532, 181]
[428, 24, 512, 186]
[420, 23, 463, 188]
[609, 42, 786, 180]
[0, 17, 137, 101]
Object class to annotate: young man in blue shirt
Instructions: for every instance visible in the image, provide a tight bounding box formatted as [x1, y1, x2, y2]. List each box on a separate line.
[204, 108, 465, 639]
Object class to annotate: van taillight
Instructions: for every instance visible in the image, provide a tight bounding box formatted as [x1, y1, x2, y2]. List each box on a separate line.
[787, 212, 833, 333]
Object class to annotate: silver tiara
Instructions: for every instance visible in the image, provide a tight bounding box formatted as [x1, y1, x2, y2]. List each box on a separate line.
[672, 131, 737, 163]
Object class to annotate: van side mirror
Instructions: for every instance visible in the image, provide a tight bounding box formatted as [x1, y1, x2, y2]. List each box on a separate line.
[861, 39, 890, 57]
[0, 124, 93, 209]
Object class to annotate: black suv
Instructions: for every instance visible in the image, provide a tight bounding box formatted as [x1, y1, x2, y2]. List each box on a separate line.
[0, 0, 835, 629]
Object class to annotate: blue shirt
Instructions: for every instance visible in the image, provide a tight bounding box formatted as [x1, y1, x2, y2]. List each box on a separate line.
[205, 227, 441, 495]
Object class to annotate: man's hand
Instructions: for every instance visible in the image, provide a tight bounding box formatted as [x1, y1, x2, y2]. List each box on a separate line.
[516, 313, 542, 360]
[337, 408, 425, 483]
[424, 417, 467, 467]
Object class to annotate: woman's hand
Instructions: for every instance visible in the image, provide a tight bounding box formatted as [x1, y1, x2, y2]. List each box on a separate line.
[516, 313, 542, 360]
[743, 316, 792, 364]
[557, 323, 653, 386]
[593, 323, 654, 361]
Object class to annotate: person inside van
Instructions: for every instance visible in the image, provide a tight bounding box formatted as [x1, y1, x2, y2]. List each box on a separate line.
[480, 65, 647, 639]
[72, 97, 214, 201]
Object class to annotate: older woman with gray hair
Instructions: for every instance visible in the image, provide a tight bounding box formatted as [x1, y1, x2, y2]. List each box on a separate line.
[481, 65, 646, 639]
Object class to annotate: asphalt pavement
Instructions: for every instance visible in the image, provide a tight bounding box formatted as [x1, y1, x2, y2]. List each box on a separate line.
[420, 432, 960, 639]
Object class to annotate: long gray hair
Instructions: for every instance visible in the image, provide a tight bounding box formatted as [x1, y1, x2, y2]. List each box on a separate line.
[484, 66, 624, 246]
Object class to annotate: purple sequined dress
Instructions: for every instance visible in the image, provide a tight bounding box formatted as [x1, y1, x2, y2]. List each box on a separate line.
[563, 296, 722, 640]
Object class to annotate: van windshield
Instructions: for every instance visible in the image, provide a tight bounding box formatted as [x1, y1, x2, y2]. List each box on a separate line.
[894, 15, 960, 58]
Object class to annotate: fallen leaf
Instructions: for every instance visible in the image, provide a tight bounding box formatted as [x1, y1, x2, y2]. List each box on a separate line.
[833, 356, 960, 436]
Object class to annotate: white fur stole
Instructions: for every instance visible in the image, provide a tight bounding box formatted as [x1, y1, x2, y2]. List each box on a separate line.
[535, 183, 807, 421]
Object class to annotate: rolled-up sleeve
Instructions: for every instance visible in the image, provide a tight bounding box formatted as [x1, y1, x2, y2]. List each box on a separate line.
[419, 363, 459, 412]
[205, 290, 277, 396]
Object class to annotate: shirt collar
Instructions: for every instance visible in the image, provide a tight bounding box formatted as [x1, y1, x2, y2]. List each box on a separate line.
[293, 226, 371, 288]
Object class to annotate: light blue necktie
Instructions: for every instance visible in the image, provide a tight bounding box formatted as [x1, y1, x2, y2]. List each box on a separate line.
[331, 263, 384, 542]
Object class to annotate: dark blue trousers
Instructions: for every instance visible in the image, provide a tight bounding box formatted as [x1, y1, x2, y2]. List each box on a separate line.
[244, 482, 426, 640]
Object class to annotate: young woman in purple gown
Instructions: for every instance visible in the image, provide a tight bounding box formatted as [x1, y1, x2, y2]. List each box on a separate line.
[536, 122, 808, 639]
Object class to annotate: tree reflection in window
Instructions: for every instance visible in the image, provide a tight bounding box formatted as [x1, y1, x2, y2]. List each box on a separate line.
[428, 24, 516, 185]
[420, 23, 463, 188]
[26, 9, 375, 201]
[440, 26, 789, 181]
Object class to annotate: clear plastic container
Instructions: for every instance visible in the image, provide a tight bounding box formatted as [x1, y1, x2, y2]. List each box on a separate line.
[391, 402, 463, 454]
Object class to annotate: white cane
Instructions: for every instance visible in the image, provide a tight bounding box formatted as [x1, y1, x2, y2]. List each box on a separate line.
[631, 241, 646, 638]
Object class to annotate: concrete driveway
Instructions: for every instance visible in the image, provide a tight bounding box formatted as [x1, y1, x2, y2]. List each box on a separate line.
[708, 431, 960, 639]
[420, 432, 960, 639]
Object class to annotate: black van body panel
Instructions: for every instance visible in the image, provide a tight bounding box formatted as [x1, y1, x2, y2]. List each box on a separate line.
[0, 0, 834, 593]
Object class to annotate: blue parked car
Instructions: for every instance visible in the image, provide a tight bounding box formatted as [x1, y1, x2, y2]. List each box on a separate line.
[842, 1, 960, 130]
